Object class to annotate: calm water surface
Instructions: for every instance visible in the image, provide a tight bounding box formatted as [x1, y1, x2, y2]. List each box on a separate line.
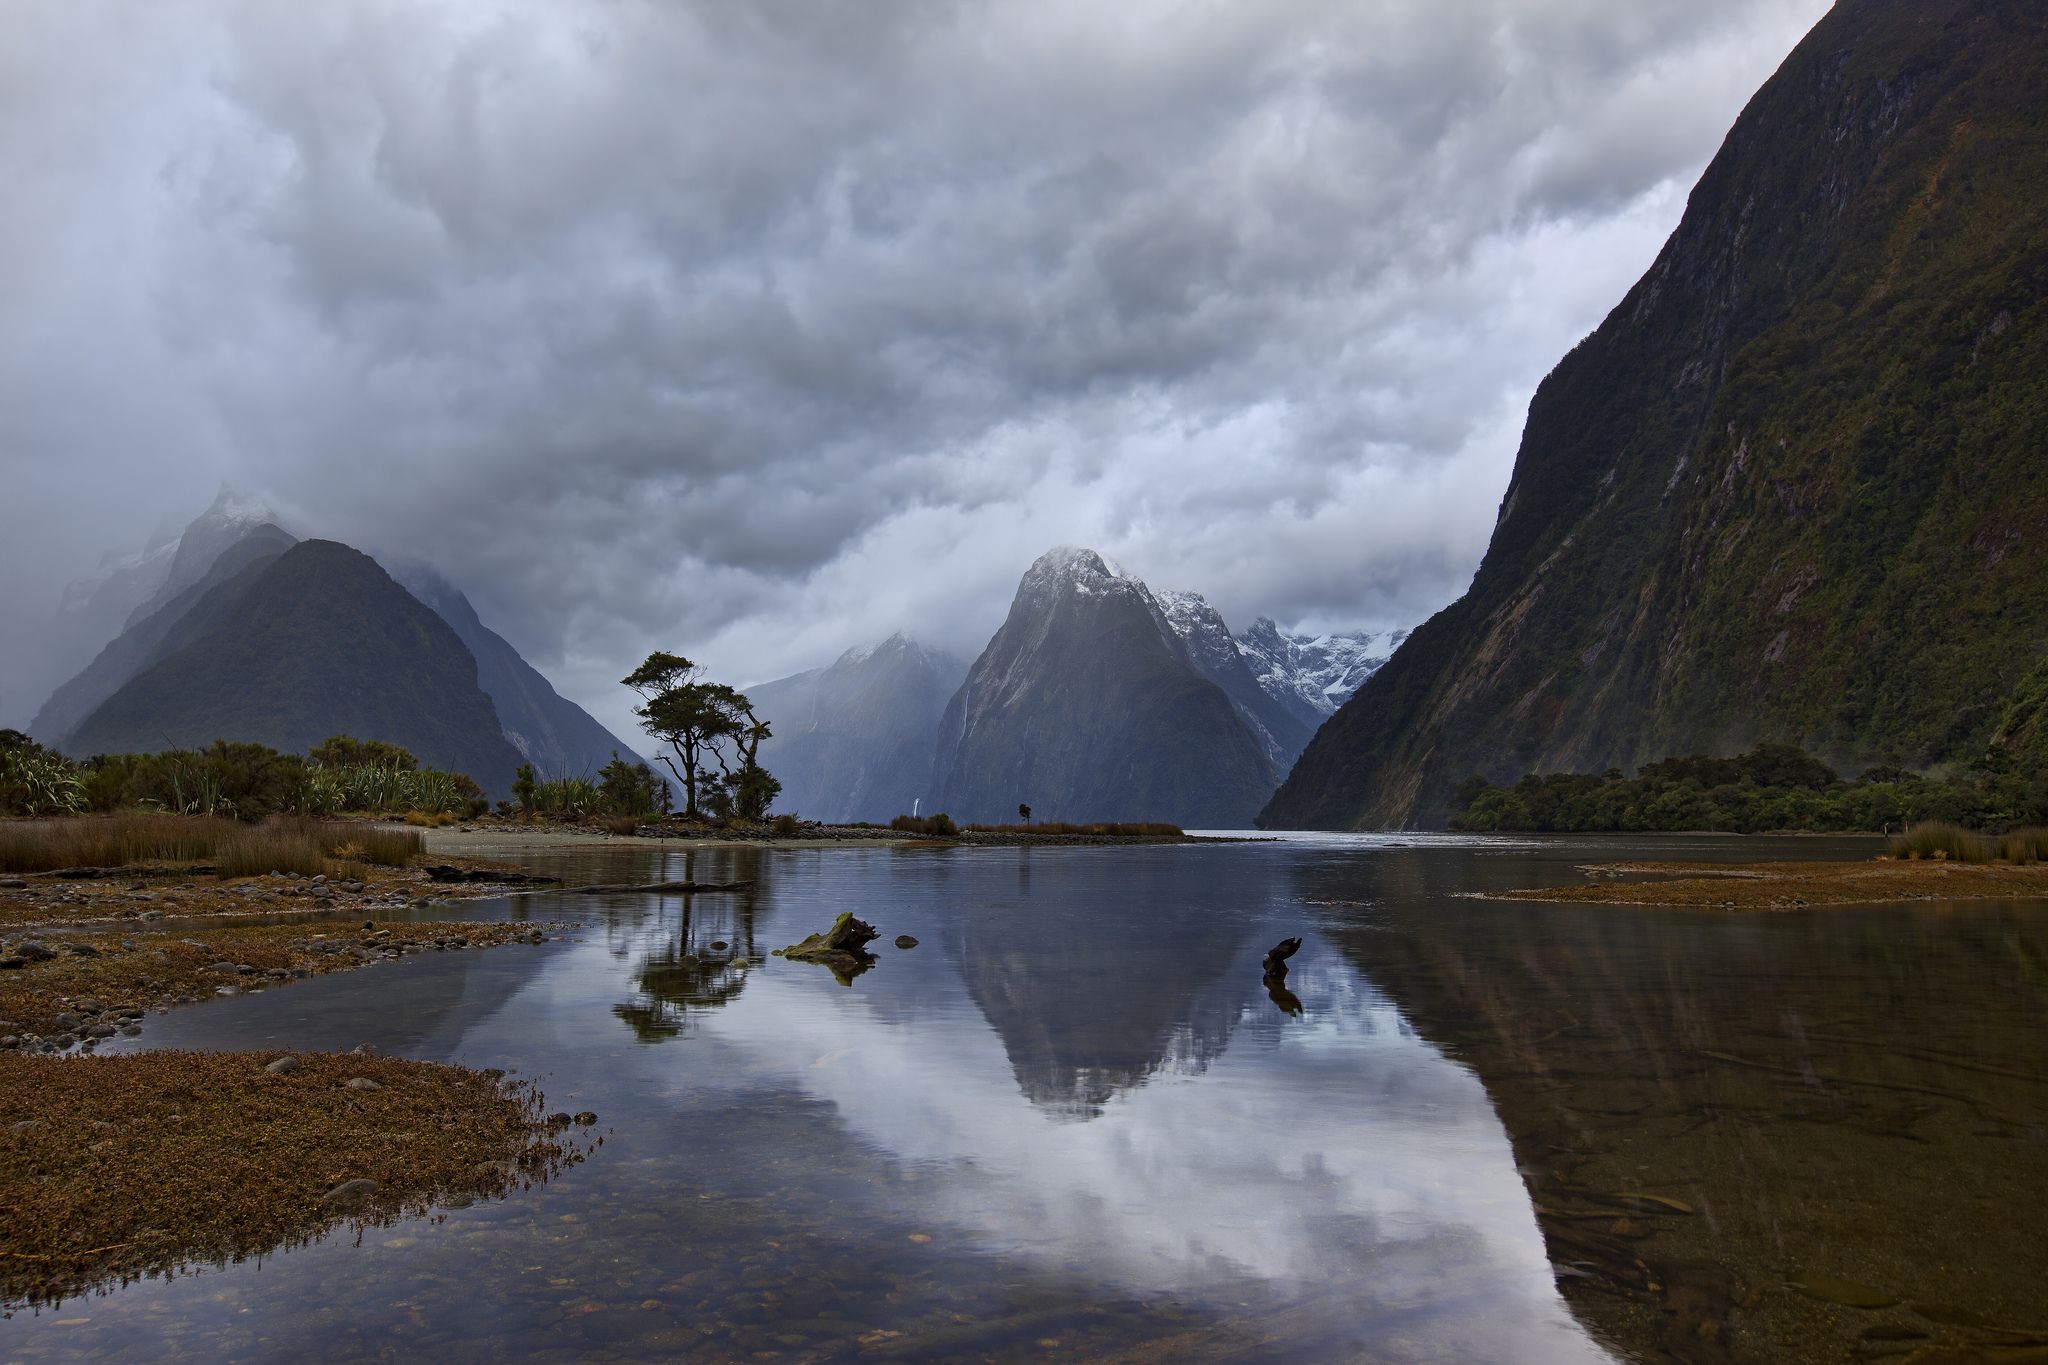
[4, 834, 2045, 1363]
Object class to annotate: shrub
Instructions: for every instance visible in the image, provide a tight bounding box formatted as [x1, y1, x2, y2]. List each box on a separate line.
[888, 813, 958, 836]
[0, 731, 84, 816]
[307, 736, 418, 771]
[598, 754, 667, 817]
[1889, 821, 1995, 862]
[770, 813, 799, 836]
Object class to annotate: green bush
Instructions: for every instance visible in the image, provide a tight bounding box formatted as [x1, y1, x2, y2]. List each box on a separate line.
[1451, 742, 2048, 834]
[0, 731, 84, 816]
[889, 813, 958, 836]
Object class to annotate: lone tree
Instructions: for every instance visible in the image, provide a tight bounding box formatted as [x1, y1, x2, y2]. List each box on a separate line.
[1018, 803, 1032, 823]
[623, 652, 779, 821]
[623, 653, 731, 818]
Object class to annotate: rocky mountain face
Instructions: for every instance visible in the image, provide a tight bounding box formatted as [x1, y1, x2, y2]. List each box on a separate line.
[392, 565, 643, 779]
[1265, 0, 2048, 829]
[747, 635, 966, 823]
[67, 540, 527, 795]
[1234, 618, 1404, 734]
[932, 548, 1278, 828]
[1154, 592, 1317, 773]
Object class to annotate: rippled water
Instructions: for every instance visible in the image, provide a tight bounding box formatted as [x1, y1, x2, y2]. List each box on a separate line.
[6, 834, 2046, 1363]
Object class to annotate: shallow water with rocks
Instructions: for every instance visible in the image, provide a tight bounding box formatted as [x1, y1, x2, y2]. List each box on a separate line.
[4, 833, 2045, 1362]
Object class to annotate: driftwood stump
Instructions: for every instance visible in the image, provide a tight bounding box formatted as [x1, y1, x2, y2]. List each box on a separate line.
[774, 912, 881, 984]
[1262, 937, 1302, 979]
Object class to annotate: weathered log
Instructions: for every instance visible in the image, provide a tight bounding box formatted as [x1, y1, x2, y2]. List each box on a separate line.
[773, 912, 881, 984]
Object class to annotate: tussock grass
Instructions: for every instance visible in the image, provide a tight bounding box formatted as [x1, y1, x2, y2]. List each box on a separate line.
[401, 809, 459, 828]
[2001, 827, 2048, 865]
[0, 816, 420, 877]
[966, 821, 1186, 837]
[0, 815, 241, 872]
[1888, 821, 1996, 862]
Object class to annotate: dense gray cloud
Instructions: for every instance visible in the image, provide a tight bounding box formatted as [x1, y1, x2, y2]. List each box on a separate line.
[0, 0, 1831, 741]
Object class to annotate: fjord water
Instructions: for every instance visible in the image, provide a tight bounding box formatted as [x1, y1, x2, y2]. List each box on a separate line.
[7, 835, 2046, 1362]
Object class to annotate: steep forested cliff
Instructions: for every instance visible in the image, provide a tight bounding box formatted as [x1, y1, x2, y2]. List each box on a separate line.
[1265, 0, 2048, 829]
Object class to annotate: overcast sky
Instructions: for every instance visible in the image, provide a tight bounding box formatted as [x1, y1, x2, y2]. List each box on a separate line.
[1, 0, 1832, 743]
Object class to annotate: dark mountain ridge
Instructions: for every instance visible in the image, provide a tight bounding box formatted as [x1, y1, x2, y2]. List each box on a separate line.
[392, 565, 643, 779]
[1265, 0, 2048, 829]
[32, 523, 296, 748]
[66, 540, 526, 796]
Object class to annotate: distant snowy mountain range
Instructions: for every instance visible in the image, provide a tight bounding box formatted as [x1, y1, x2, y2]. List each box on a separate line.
[753, 546, 1406, 827]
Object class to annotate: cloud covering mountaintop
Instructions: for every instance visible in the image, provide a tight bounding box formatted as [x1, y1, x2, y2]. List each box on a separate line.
[2, 0, 1828, 740]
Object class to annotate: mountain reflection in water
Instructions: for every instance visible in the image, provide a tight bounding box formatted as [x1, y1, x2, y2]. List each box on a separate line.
[41, 836, 2026, 1360]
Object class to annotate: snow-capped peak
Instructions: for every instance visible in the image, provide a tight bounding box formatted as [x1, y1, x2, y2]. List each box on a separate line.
[197, 483, 280, 531]
[1235, 618, 1404, 717]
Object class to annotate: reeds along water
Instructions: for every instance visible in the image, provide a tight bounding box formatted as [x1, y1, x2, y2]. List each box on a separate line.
[1886, 820, 2048, 864]
[0, 814, 421, 877]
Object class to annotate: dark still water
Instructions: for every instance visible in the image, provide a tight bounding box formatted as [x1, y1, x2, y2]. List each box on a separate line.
[6, 835, 2047, 1363]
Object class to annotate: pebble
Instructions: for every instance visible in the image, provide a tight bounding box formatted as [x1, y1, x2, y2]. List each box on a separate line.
[344, 1077, 381, 1091]
[894, 935, 919, 949]
[572, 1111, 599, 1125]
[265, 1056, 300, 1075]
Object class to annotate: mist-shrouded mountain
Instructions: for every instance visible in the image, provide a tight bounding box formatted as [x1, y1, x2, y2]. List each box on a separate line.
[24, 490, 632, 788]
[391, 565, 644, 779]
[31, 521, 297, 747]
[66, 540, 526, 796]
[122, 487, 288, 631]
[1, 490, 271, 730]
[1265, 0, 2048, 830]
[932, 547, 1278, 828]
[1154, 591, 1316, 772]
[747, 634, 965, 822]
[1233, 618, 1406, 735]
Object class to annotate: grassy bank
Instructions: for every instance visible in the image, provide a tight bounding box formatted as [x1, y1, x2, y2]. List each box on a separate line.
[0, 815, 421, 877]
[1489, 859, 2048, 910]
[0, 1049, 580, 1308]
[0, 919, 561, 1046]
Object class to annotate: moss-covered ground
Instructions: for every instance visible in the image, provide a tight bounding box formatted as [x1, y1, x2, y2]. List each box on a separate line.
[0, 1049, 582, 1309]
[1491, 858, 2048, 909]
